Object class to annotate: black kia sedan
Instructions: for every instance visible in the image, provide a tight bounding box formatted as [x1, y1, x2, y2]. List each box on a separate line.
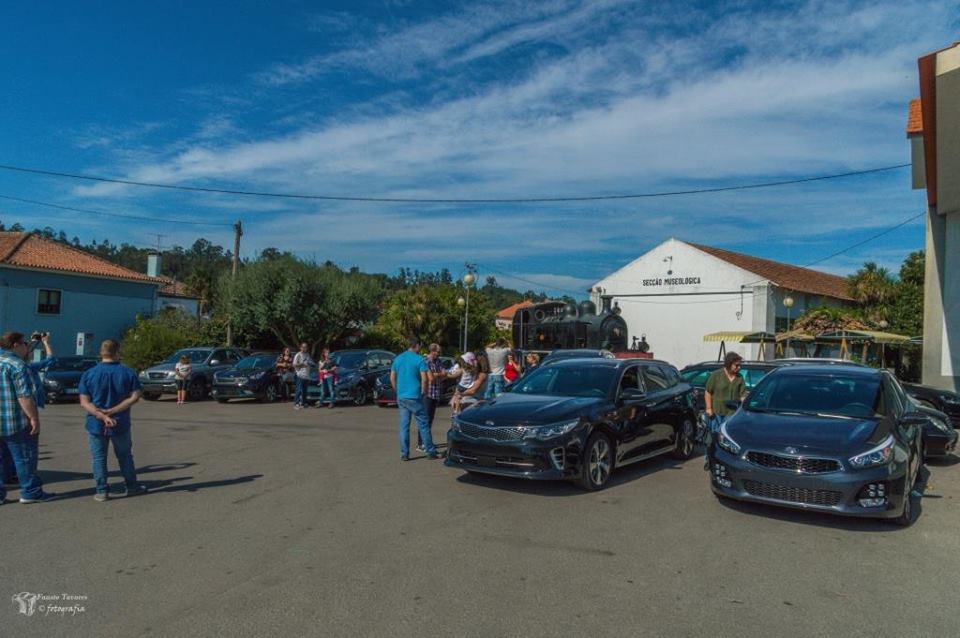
[40, 356, 99, 403]
[211, 353, 283, 403]
[445, 358, 698, 490]
[707, 365, 925, 525]
[901, 382, 960, 428]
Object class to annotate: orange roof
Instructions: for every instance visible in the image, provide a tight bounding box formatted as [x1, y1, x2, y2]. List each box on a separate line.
[0, 232, 161, 284]
[158, 278, 198, 299]
[497, 299, 535, 320]
[907, 98, 923, 135]
[688, 243, 853, 301]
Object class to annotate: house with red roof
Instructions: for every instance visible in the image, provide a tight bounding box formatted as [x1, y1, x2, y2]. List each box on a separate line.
[590, 238, 855, 366]
[495, 300, 535, 331]
[0, 232, 197, 356]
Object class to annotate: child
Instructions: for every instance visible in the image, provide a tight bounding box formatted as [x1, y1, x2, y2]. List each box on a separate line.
[175, 354, 192, 405]
[447, 352, 485, 415]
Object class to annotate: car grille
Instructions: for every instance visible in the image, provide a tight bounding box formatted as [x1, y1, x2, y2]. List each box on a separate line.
[743, 479, 843, 506]
[746, 452, 840, 474]
[458, 421, 525, 442]
[148, 372, 168, 380]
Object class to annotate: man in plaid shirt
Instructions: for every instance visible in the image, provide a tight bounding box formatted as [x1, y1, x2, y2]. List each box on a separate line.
[417, 343, 446, 452]
[0, 332, 54, 504]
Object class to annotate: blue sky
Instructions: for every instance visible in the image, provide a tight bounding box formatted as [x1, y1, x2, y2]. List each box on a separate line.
[1, 1, 956, 297]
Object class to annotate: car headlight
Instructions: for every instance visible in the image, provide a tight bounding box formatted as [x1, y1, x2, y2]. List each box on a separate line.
[849, 435, 896, 469]
[717, 423, 742, 455]
[139, 371, 149, 379]
[450, 418, 462, 433]
[940, 393, 960, 406]
[44, 378, 61, 388]
[165, 371, 176, 379]
[523, 419, 581, 441]
[249, 371, 266, 380]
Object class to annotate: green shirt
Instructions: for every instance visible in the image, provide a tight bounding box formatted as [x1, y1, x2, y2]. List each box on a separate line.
[705, 368, 746, 417]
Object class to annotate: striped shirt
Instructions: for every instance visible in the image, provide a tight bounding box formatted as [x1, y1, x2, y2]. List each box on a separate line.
[426, 356, 444, 400]
[0, 350, 33, 436]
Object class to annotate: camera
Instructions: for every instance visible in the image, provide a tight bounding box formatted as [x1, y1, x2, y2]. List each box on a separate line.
[31, 331, 50, 341]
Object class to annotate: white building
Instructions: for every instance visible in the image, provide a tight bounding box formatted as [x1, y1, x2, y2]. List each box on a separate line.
[590, 239, 854, 368]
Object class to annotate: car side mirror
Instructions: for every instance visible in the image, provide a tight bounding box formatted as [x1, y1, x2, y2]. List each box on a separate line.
[724, 400, 741, 411]
[209, 360, 220, 366]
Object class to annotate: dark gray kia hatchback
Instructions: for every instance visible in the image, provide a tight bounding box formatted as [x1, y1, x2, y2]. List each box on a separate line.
[707, 365, 925, 526]
[445, 358, 698, 490]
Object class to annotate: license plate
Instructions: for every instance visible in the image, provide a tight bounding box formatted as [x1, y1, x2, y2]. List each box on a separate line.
[64, 388, 79, 395]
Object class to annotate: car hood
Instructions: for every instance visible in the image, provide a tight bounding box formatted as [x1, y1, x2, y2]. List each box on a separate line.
[44, 371, 84, 385]
[726, 410, 880, 455]
[146, 363, 178, 373]
[460, 393, 603, 424]
[218, 367, 262, 380]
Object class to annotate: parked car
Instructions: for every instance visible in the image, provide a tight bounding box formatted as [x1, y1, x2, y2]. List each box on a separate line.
[679, 361, 780, 413]
[307, 349, 395, 406]
[140, 347, 248, 400]
[914, 404, 958, 458]
[707, 364, 925, 526]
[40, 356, 99, 403]
[539, 349, 615, 366]
[374, 356, 457, 407]
[901, 382, 960, 428]
[445, 358, 698, 490]
[211, 353, 284, 403]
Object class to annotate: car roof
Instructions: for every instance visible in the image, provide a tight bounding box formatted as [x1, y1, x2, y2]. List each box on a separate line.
[548, 357, 674, 369]
[681, 361, 778, 370]
[770, 364, 882, 378]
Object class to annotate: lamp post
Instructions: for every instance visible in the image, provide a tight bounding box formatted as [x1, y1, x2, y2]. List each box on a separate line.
[462, 267, 476, 352]
[457, 296, 466, 352]
[783, 294, 795, 358]
[878, 319, 889, 368]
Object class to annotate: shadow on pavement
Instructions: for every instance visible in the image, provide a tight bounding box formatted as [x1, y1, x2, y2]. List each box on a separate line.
[38, 462, 197, 485]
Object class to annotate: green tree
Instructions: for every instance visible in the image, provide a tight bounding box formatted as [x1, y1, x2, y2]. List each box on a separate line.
[847, 262, 896, 307]
[220, 256, 384, 354]
[120, 310, 225, 372]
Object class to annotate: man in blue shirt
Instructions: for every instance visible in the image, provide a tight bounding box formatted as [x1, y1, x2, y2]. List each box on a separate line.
[0, 332, 55, 504]
[79, 339, 147, 502]
[390, 337, 437, 461]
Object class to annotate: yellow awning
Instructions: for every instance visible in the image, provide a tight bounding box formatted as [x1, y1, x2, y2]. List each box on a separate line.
[775, 329, 815, 343]
[703, 331, 776, 343]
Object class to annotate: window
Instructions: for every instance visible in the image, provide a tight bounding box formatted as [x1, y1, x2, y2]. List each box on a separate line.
[642, 365, 669, 391]
[618, 366, 641, 395]
[657, 364, 679, 387]
[37, 289, 62, 314]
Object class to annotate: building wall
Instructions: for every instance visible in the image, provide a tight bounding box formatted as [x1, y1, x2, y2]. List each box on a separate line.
[0, 267, 157, 357]
[922, 43, 960, 391]
[591, 239, 852, 368]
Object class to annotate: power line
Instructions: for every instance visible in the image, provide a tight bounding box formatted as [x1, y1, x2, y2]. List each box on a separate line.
[477, 211, 925, 299]
[0, 162, 911, 204]
[0, 193, 234, 227]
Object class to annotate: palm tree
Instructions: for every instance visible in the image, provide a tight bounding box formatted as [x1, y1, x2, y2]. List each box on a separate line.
[847, 262, 895, 306]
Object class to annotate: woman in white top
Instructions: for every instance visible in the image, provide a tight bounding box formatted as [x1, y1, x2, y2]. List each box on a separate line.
[447, 352, 486, 415]
[175, 354, 192, 405]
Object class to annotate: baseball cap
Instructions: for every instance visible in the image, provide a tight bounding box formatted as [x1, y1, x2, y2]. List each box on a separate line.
[461, 352, 477, 365]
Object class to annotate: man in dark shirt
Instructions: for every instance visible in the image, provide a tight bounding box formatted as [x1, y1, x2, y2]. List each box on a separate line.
[79, 340, 147, 502]
[703, 351, 747, 469]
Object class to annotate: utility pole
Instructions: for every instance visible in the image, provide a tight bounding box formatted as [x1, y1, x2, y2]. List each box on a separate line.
[226, 219, 243, 346]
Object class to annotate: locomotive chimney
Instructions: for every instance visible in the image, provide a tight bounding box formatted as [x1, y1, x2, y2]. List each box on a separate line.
[600, 295, 613, 314]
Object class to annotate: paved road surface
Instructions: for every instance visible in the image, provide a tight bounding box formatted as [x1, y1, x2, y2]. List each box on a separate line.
[3, 399, 959, 637]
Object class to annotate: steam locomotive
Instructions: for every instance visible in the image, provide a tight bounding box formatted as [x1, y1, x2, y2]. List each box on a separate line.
[511, 296, 641, 353]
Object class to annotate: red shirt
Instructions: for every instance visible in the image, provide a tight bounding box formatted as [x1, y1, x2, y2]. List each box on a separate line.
[504, 361, 520, 383]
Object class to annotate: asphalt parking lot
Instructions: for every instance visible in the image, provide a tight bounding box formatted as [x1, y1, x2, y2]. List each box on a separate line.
[3, 398, 960, 638]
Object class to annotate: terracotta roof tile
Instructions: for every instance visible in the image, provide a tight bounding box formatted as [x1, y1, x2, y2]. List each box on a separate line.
[687, 242, 853, 301]
[907, 98, 923, 135]
[497, 300, 535, 320]
[158, 277, 198, 299]
[0, 232, 160, 284]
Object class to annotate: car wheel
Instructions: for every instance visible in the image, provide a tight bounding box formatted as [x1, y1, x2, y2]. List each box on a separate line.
[143, 392, 161, 401]
[187, 379, 207, 401]
[672, 416, 696, 460]
[353, 385, 369, 406]
[263, 384, 278, 403]
[892, 456, 921, 527]
[578, 432, 613, 491]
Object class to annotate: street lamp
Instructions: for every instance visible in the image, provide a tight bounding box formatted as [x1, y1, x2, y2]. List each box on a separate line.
[457, 296, 466, 352]
[462, 264, 476, 352]
[782, 294, 795, 358]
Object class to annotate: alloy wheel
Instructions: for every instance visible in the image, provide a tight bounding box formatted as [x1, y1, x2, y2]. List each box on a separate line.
[264, 384, 277, 402]
[187, 380, 206, 401]
[588, 437, 611, 487]
[354, 385, 368, 406]
[673, 418, 695, 459]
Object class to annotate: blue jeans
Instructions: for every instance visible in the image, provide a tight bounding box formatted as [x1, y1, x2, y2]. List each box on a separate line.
[484, 375, 504, 399]
[318, 377, 335, 406]
[1, 440, 16, 482]
[0, 430, 44, 500]
[398, 398, 435, 457]
[703, 414, 728, 461]
[87, 430, 139, 494]
[294, 377, 310, 406]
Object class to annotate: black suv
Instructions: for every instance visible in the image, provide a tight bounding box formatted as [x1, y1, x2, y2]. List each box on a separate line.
[445, 358, 698, 490]
[307, 349, 395, 406]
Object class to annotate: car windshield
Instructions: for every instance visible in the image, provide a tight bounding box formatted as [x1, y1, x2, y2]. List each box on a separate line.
[165, 349, 209, 364]
[48, 357, 97, 372]
[331, 353, 366, 369]
[510, 365, 616, 399]
[745, 373, 884, 419]
[236, 355, 274, 370]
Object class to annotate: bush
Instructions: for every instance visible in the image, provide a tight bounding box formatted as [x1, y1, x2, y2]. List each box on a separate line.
[121, 310, 225, 372]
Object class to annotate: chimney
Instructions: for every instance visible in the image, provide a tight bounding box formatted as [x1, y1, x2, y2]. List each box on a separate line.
[147, 252, 161, 278]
